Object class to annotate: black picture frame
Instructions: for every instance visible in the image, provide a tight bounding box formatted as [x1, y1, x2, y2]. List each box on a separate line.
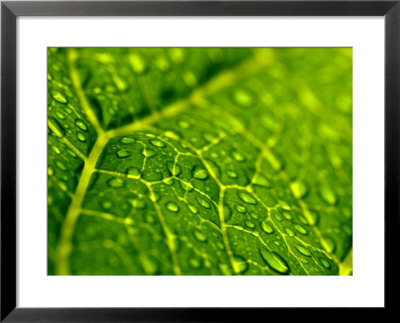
[1, 0, 399, 321]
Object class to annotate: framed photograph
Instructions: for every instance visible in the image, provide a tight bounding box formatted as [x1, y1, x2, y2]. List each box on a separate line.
[1, 0, 398, 320]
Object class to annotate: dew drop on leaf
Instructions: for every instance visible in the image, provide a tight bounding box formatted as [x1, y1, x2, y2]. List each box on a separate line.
[320, 257, 331, 269]
[75, 119, 88, 131]
[193, 228, 208, 242]
[56, 161, 67, 171]
[150, 139, 165, 148]
[321, 236, 336, 253]
[218, 263, 232, 275]
[294, 223, 308, 235]
[238, 191, 257, 205]
[245, 220, 256, 229]
[284, 227, 295, 237]
[192, 166, 208, 180]
[235, 204, 247, 214]
[260, 222, 273, 235]
[52, 91, 68, 104]
[260, 247, 290, 274]
[291, 181, 308, 199]
[231, 150, 246, 162]
[233, 256, 248, 273]
[126, 167, 141, 177]
[189, 258, 202, 269]
[56, 111, 65, 120]
[320, 185, 337, 205]
[282, 211, 292, 220]
[178, 120, 190, 129]
[252, 173, 271, 187]
[143, 148, 156, 158]
[77, 133, 86, 142]
[233, 89, 253, 107]
[187, 204, 199, 214]
[108, 178, 125, 188]
[101, 200, 113, 210]
[166, 202, 179, 213]
[295, 244, 311, 257]
[227, 170, 238, 179]
[116, 149, 131, 158]
[197, 197, 211, 209]
[120, 137, 135, 144]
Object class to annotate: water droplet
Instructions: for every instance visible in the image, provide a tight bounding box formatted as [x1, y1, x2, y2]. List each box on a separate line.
[117, 149, 131, 158]
[233, 256, 248, 273]
[129, 53, 147, 74]
[217, 263, 231, 275]
[55, 161, 66, 171]
[320, 186, 337, 205]
[56, 111, 65, 120]
[192, 166, 208, 180]
[250, 212, 259, 220]
[284, 227, 295, 237]
[291, 181, 308, 199]
[178, 120, 190, 129]
[108, 177, 125, 188]
[193, 229, 207, 242]
[49, 117, 65, 136]
[169, 48, 185, 64]
[197, 197, 211, 209]
[245, 220, 256, 229]
[66, 149, 77, 158]
[203, 132, 217, 142]
[120, 137, 135, 144]
[163, 177, 175, 186]
[252, 173, 271, 187]
[189, 258, 202, 269]
[294, 224, 308, 235]
[131, 199, 146, 209]
[282, 212, 292, 220]
[75, 119, 88, 131]
[231, 150, 246, 162]
[58, 182, 68, 192]
[143, 148, 156, 158]
[295, 244, 311, 257]
[166, 202, 179, 212]
[151, 192, 161, 202]
[235, 204, 247, 214]
[260, 248, 290, 274]
[343, 223, 352, 236]
[227, 170, 238, 179]
[320, 257, 331, 269]
[180, 181, 193, 192]
[188, 204, 198, 214]
[52, 91, 67, 104]
[150, 139, 165, 148]
[155, 56, 170, 71]
[307, 210, 319, 226]
[52, 146, 61, 154]
[101, 200, 113, 210]
[261, 221, 274, 234]
[77, 133, 86, 142]
[233, 89, 253, 107]
[48, 167, 54, 176]
[126, 167, 141, 177]
[238, 191, 257, 205]
[321, 236, 336, 253]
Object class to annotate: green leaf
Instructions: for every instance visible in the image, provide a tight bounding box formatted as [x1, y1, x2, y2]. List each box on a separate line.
[48, 48, 352, 275]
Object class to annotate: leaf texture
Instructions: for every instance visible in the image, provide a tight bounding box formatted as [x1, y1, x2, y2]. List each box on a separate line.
[48, 48, 352, 275]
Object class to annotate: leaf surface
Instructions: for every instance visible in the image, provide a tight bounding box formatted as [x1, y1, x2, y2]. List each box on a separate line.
[48, 48, 352, 275]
